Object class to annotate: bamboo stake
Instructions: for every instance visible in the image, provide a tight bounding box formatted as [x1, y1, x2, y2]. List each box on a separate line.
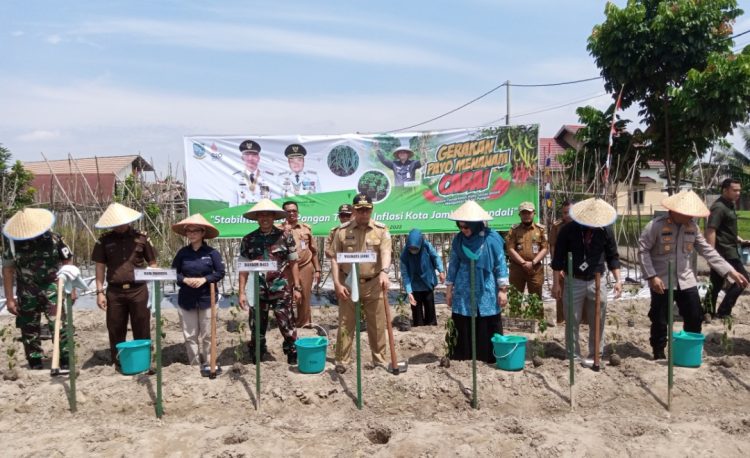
[65, 290, 77, 412]
[40, 153, 97, 242]
[667, 260, 674, 412]
[592, 272, 601, 372]
[567, 253, 575, 410]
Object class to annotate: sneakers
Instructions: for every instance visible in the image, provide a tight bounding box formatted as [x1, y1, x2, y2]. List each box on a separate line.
[287, 353, 297, 365]
[653, 349, 666, 360]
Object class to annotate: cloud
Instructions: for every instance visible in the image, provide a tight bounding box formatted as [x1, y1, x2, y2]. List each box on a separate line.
[16, 130, 62, 142]
[11, 31, 24, 37]
[71, 18, 473, 70]
[46, 34, 62, 45]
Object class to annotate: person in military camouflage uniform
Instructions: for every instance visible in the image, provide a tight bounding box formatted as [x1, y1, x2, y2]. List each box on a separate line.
[506, 201, 548, 303]
[238, 199, 302, 364]
[2, 208, 74, 370]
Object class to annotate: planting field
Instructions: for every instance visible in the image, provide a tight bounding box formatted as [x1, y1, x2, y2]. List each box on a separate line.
[1, 291, 750, 457]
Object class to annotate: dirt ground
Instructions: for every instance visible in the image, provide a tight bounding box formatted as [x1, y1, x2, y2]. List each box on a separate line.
[1, 288, 750, 457]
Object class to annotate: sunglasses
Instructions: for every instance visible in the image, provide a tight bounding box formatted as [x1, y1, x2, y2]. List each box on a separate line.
[185, 228, 204, 234]
[458, 224, 470, 230]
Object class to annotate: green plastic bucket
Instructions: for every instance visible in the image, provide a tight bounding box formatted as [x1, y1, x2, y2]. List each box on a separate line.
[673, 330, 705, 368]
[295, 336, 328, 374]
[491, 334, 527, 371]
[116, 339, 151, 375]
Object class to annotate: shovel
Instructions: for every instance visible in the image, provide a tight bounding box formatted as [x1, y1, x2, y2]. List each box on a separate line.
[592, 272, 602, 372]
[50, 277, 67, 376]
[382, 284, 407, 375]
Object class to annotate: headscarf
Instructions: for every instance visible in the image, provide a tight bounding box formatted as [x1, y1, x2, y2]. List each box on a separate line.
[453, 222, 502, 276]
[400, 228, 437, 290]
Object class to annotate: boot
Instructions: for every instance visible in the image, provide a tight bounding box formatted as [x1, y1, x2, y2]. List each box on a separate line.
[287, 352, 297, 365]
[653, 348, 666, 360]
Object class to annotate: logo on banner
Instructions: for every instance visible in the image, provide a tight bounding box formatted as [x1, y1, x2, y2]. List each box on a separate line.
[193, 142, 223, 160]
[424, 137, 510, 196]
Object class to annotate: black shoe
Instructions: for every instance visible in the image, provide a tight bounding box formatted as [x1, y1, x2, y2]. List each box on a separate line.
[60, 359, 69, 371]
[28, 359, 43, 370]
[248, 348, 269, 364]
[287, 353, 297, 365]
[653, 349, 666, 361]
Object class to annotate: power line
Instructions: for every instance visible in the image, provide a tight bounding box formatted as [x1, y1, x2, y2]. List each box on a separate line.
[386, 76, 603, 133]
[477, 91, 608, 127]
[509, 77, 602, 87]
[732, 28, 750, 39]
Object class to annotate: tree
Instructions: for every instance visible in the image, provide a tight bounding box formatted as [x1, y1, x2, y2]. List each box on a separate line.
[588, 0, 750, 194]
[0, 144, 35, 223]
[558, 103, 646, 194]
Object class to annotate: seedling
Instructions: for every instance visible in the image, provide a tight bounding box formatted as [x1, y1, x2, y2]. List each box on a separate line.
[720, 316, 734, 355]
[441, 317, 457, 367]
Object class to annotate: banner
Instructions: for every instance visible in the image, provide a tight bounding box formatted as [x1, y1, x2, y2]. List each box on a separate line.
[184, 125, 539, 237]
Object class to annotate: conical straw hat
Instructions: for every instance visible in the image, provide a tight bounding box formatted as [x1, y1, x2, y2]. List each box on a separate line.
[242, 199, 287, 221]
[95, 203, 143, 229]
[447, 200, 493, 222]
[661, 190, 710, 218]
[570, 198, 617, 228]
[171, 213, 220, 239]
[2, 208, 55, 241]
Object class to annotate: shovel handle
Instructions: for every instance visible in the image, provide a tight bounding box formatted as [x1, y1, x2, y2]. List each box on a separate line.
[51, 276, 65, 371]
[381, 285, 399, 373]
[209, 283, 217, 378]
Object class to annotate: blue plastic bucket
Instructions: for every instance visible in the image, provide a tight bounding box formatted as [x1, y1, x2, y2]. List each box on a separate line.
[673, 330, 705, 368]
[295, 336, 328, 374]
[491, 334, 527, 371]
[116, 339, 151, 375]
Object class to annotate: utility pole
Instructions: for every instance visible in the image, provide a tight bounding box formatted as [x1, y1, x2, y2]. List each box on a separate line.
[505, 80, 511, 125]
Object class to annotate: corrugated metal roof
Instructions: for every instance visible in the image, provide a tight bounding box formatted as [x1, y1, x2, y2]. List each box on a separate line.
[23, 155, 153, 176]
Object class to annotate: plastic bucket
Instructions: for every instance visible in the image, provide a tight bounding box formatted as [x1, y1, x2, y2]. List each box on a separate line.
[491, 334, 527, 371]
[116, 339, 151, 375]
[295, 336, 328, 374]
[673, 330, 705, 368]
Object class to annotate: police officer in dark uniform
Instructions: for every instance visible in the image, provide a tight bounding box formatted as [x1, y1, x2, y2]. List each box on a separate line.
[91, 203, 157, 370]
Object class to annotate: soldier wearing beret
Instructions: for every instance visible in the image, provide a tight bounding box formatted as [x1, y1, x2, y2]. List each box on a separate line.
[233, 140, 277, 206]
[505, 201, 548, 305]
[279, 144, 321, 197]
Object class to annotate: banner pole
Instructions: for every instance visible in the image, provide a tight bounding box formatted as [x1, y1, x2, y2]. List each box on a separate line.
[668, 260, 674, 412]
[355, 263, 362, 410]
[155, 282, 163, 418]
[254, 272, 261, 410]
[567, 253, 575, 410]
[65, 292, 77, 413]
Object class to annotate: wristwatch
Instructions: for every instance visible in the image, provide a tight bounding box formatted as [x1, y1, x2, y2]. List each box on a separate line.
[293, 285, 302, 292]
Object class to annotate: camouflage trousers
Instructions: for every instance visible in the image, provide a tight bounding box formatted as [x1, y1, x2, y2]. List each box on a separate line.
[248, 291, 297, 355]
[16, 284, 68, 362]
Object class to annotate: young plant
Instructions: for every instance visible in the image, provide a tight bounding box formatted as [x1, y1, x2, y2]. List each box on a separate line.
[721, 316, 735, 355]
[443, 318, 457, 360]
[0, 326, 18, 371]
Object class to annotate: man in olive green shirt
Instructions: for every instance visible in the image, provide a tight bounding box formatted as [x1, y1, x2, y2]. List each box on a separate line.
[706, 178, 750, 318]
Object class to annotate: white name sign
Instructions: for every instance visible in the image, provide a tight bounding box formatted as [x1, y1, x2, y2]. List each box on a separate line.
[134, 268, 177, 281]
[337, 252, 377, 264]
[237, 260, 278, 272]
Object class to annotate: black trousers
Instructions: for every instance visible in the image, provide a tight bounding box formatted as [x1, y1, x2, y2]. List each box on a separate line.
[648, 286, 702, 351]
[106, 284, 150, 365]
[411, 290, 437, 326]
[449, 313, 503, 364]
[710, 258, 750, 317]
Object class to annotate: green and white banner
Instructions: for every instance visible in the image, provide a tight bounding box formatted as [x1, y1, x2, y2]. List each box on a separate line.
[184, 125, 539, 237]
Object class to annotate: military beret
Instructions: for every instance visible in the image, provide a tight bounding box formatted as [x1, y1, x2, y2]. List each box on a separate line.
[239, 140, 261, 155]
[284, 144, 307, 158]
[352, 193, 373, 209]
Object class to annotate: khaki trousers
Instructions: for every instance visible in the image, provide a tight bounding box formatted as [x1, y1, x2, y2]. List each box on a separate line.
[295, 261, 315, 327]
[178, 306, 211, 366]
[335, 277, 387, 365]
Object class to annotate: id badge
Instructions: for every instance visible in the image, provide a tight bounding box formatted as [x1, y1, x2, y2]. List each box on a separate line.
[300, 240, 307, 250]
[532, 244, 539, 254]
[578, 261, 589, 272]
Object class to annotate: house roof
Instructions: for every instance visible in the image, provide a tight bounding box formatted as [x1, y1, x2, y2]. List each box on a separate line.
[554, 125, 583, 140]
[23, 155, 154, 176]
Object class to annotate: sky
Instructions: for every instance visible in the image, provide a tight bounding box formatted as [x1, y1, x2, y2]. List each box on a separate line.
[2, 0, 750, 176]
